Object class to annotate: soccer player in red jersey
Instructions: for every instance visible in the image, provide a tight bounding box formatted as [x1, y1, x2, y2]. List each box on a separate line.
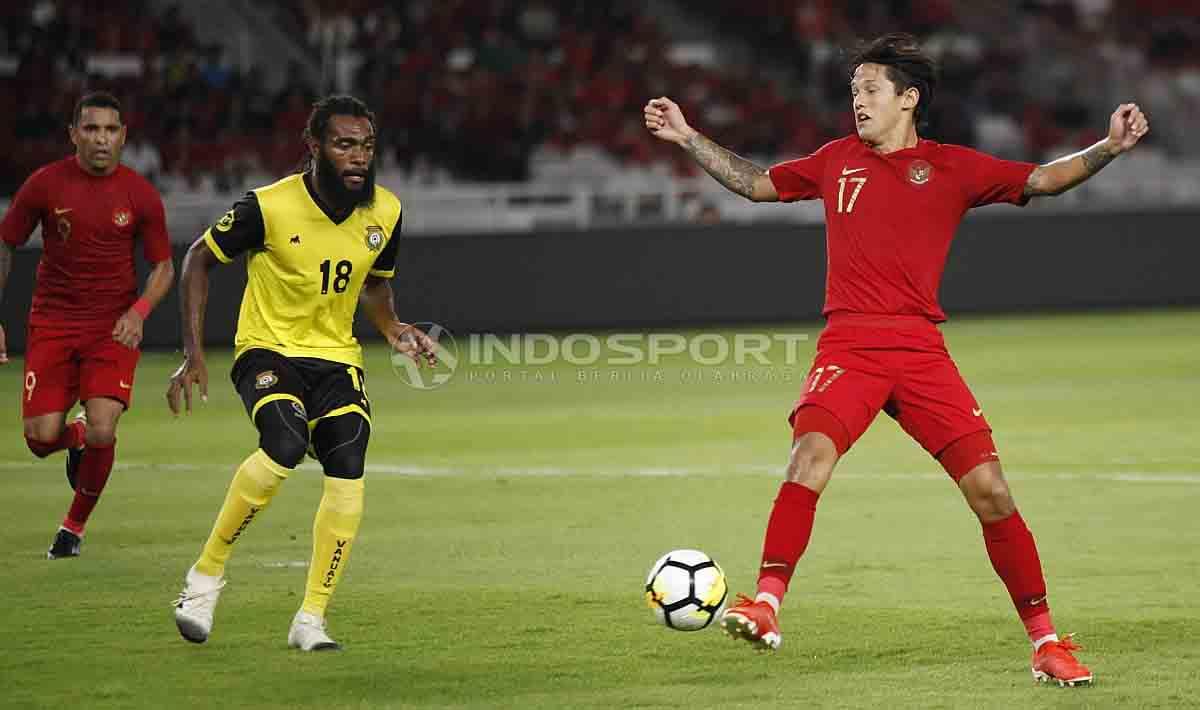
[644, 34, 1149, 685]
[0, 92, 175, 559]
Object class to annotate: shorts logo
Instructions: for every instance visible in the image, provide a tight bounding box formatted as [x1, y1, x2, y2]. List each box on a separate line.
[972, 408, 983, 417]
[25, 371, 37, 401]
[255, 370, 278, 389]
[290, 401, 306, 419]
[908, 160, 933, 185]
[215, 210, 236, 232]
[119, 380, 132, 389]
[364, 226, 384, 251]
[113, 209, 132, 227]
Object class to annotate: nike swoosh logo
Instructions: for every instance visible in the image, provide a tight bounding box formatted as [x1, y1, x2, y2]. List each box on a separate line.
[841, 167, 867, 175]
[1029, 595, 1046, 606]
[119, 380, 132, 389]
[972, 408, 983, 417]
[54, 208, 73, 215]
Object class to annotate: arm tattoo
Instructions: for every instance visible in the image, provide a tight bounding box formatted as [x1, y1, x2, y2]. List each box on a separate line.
[684, 132, 767, 200]
[1080, 142, 1116, 174]
[1025, 140, 1118, 197]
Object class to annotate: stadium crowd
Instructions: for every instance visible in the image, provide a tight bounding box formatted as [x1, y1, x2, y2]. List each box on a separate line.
[2, 0, 1198, 195]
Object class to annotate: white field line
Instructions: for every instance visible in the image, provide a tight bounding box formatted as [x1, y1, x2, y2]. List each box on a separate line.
[1, 460, 1197, 482]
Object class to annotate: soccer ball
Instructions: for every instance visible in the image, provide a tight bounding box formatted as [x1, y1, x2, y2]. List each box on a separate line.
[644, 549, 728, 631]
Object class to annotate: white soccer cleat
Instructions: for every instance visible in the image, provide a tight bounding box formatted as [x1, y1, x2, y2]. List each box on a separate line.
[287, 610, 341, 651]
[174, 565, 225, 644]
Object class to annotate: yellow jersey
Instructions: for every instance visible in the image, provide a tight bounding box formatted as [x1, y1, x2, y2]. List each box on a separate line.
[203, 173, 402, 368]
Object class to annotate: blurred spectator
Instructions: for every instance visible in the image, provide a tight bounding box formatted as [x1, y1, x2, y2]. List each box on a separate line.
[122, 135, 163, 188]
[3, 0, 1200, 196]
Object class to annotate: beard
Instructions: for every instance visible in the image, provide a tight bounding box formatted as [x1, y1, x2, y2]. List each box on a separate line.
[314, 149, 376, 211]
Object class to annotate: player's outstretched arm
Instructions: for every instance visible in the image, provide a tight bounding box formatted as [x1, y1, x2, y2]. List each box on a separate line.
[166, 237, 220, 415]
[644, 97, 779, 202]
[1024, 103, 1149, 198]
[360, 276, 437, 366]
[0, 242, 11, 364]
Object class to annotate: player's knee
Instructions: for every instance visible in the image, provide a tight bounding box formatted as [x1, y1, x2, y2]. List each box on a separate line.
[255, 401, 310, 469]
[960, 463, 1016, 521]
[84, 423, 117, 447]
[260, 432, 308, 469]
[23, 420, 63, 447]
[786, 433, 838, 489]
[24, 435, 58, 458]
[322, 452, 365, 480]
[312, 414, 369, 480]
[317, 432, 367, 479]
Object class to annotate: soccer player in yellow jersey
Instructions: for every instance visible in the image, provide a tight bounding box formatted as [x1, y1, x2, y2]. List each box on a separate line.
[165, 95, 436, 651]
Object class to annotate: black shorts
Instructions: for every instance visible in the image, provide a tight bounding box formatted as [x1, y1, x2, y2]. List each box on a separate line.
[231, 348, 371, 428]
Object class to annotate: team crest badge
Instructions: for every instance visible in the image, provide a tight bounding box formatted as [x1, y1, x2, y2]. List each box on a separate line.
[58, 216, 71, 241]
[113, 208, 132, 227]
[215, 210, 235, 232]
[365, 225, 384, 252]
[908, 160, 933, 185]
[254, 370, 278, 390]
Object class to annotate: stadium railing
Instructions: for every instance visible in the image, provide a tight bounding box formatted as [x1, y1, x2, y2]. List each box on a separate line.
[3, 152, 1197, 243]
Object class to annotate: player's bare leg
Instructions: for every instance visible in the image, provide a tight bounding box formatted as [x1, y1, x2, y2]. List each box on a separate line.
[23, 410, 89, 488]
[722, 430, 839, 651]
[958, 460, 1092, 686]
[48, 398, 124, 558]
[23, 412, 74, 456]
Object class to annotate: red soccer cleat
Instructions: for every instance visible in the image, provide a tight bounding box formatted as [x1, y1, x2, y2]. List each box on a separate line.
[720, 594, 781, 650]
[1031, 634, 1093, 687]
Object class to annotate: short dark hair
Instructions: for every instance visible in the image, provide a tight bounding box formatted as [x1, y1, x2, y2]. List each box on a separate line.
[848, 33, 938, 128]
[72, 91, 123, 125]
[303, 94, 376, 145]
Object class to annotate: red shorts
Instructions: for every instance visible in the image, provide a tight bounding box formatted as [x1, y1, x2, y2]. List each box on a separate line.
[788, 314, 990, 458]
[21, 322, 140, 418]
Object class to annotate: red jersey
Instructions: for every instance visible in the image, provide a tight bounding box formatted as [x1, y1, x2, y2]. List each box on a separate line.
[769, 135, 1036, 322]
[1, 157, 171, 327]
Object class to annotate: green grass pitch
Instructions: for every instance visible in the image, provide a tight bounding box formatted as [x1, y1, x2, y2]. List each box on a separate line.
[3, 309, 1198, 709]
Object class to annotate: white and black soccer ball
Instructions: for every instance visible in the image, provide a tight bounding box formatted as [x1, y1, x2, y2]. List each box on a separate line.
[644, 549, 728, 631]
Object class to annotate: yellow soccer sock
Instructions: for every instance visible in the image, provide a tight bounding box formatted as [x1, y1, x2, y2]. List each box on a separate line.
[194, 450, 291, 577]
[302, 477, 364, 617]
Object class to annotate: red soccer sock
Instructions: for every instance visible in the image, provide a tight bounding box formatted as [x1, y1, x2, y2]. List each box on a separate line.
[756, 482, 820, 604]
[982, 511, 1057, 643]
[63, 441, 115, 535]
[25, 420, 85, 459]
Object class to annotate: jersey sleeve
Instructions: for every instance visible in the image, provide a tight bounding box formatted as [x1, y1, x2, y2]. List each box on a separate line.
[369, 211, 401, 278]
[768, 140, 835, 202]
[0, 169, 46, 247]
[135, 178, 172, 263]
[202, 192, 266, 263]
[952, 146, 1037, 208]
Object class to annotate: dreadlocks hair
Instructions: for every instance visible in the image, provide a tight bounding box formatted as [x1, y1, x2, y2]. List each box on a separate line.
[72, 91, 123, 126]
[848, 33, 939, 130]
[299, 94, 377, 172]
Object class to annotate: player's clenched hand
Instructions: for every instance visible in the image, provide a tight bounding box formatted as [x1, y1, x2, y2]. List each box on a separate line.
[0, 323, 7, 364]
[1107, 103, 1149, 153]
[112, 308, 144, 349]
[166, 355, 208, 416]
[387, 322, 438, 367]
[644, 97, 697, 146]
